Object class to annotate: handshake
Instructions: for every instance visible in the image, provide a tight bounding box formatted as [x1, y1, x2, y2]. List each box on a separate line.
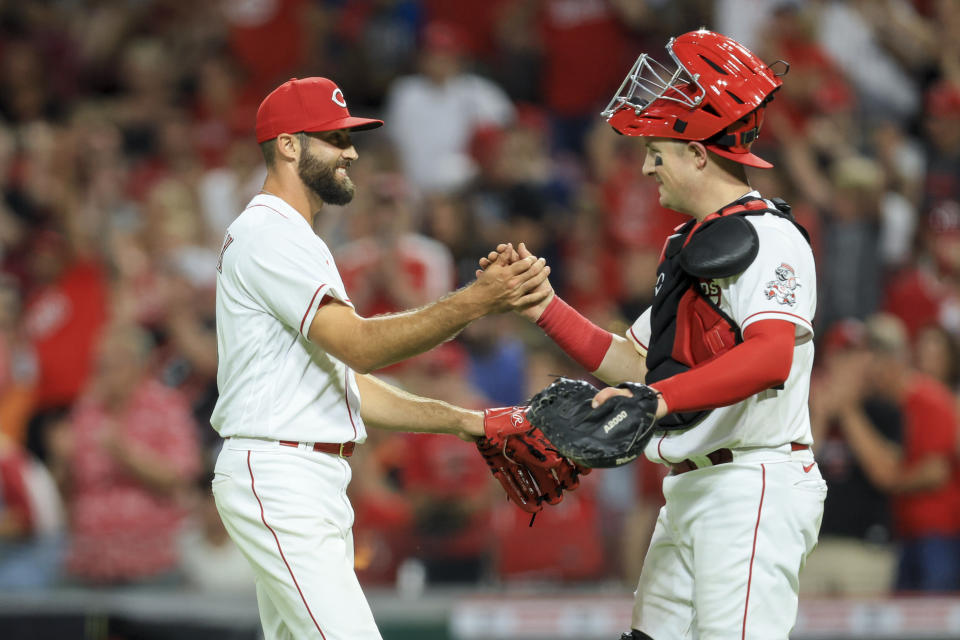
[468, 242, 555, 321]
[471, 243, 662, 515]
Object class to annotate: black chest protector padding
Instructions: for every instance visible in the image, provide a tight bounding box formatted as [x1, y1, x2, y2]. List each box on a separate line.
[679, 215, 760, 280]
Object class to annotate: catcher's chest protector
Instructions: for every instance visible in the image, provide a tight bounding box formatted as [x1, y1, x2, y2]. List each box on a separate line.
[645, 196, 809, 430]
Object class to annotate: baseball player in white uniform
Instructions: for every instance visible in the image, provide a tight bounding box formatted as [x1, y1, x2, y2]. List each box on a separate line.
[485, 30, 827, 639]
[210, 77, 552, 640]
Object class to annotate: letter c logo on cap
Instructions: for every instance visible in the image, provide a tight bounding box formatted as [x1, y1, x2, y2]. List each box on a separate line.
[331, 88, 347, 108]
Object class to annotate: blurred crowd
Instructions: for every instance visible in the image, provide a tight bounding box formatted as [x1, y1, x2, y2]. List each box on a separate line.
[0, 0, 959, 600]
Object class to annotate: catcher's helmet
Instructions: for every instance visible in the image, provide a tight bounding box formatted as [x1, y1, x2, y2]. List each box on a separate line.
[602, 29, 787, 168]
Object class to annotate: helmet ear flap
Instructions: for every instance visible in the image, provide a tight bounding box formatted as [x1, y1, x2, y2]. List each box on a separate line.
[707, 107, 764, 153]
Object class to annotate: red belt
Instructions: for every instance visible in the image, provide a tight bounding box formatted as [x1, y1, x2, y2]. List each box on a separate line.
[670, 442, 809, 475]
[279, 440, 355, 457]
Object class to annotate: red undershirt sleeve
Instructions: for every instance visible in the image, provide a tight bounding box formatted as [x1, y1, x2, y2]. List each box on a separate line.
[650, 319, 796, 413]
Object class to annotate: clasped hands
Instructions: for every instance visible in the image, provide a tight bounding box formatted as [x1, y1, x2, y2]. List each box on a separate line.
[477, 242, 668, 418]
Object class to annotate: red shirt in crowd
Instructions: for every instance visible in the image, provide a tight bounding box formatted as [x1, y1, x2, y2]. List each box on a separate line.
[402, 433, 492, 559]
[540, 0, 633, 117]
[336, 234, 455, 319]
[65, 379, 201, 583]
[224, 0, 307, 95]
[883, 267, 952, 339]
[23, 260, 108, 410]
[893, 374, 960, 539]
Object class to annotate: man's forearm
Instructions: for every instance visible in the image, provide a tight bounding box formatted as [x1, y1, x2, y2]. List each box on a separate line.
[108, 443, 188, 495]
[837, 406, 902, 491]
[356, 374, 483, 439]
[312, 256, 549, 373]
[352, 288, 483, 373]
[593, 335, 648, 385]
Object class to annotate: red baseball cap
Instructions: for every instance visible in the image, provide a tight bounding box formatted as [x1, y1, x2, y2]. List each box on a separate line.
[255, 77, 383, 143]
[926, 81, 960, 119]
[822, 318, 867, 354]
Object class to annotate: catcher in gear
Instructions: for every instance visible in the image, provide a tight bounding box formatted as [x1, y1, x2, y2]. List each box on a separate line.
[482, 30, 825, 640]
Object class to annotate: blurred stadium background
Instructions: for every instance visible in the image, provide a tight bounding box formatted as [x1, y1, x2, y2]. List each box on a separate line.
[1, 0, 960, 638]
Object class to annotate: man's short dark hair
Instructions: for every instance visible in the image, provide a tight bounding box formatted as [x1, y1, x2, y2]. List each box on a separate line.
[260, 132, 309, 167]
[260, 138, 277, 167]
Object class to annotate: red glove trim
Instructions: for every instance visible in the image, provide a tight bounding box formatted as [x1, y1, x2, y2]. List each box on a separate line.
[651, 319, 795, 413]
[536, 296, 613, 372]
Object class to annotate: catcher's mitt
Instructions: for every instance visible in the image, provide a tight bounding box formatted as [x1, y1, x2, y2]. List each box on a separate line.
[527, 377, 660, 468]
[477, 406, 588, 516]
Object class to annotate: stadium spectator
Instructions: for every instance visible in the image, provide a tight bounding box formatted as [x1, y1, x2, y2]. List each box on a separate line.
[402, 433, 494, 584]
[816, 157, 890, 332]
[21, 229, 108, 463]
[0, 275, 35, 446]
[54, 324, 202, 586]
[537, 0, 647, 154]
[884, 199, 960, 338]
[336, 173, 456, 318]
[384, 20, 515, 193]
[834, 313, 960, 592]
[803, 319, 900, 596]
[0, 434, 64, 589]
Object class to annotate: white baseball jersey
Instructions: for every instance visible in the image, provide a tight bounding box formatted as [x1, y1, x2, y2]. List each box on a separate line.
[627, 194, 817, 464]
[211, 193, 367, 445]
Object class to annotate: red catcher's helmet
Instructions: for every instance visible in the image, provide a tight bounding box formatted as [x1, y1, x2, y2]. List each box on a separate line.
[602, 29, 787, 168]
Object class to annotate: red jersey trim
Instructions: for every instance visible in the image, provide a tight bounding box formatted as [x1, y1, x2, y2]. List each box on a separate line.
[629, 326, 648, 352]
[741, 310, 813, 332]
[300, 285, 330, 337]
[344, 369, 358, 440]
[247, 451, 327, 639]
[249, 203, 289, 219]
[742, 463, 767, 639]
[656, 435, 672, 464]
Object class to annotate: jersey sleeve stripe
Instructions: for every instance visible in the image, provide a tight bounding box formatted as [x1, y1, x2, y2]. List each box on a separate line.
[249, 203, 289, 219]
[300, 284, 330, 337]
[740, 310, 813, 334]
[628, 326, 649, 353]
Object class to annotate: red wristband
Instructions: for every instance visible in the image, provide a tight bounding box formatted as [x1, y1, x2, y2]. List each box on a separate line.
[536, 296, 613, 372]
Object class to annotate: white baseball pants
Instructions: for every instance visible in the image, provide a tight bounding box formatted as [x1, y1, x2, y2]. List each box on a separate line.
[632, 446, 827, 639]
[212, 438, 382, 640]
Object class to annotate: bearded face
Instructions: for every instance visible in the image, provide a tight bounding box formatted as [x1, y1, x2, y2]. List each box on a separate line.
[297, 142, 355, 206]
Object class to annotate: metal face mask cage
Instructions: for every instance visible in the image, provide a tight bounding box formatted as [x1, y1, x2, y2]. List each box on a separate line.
[601, 37, 705, 122]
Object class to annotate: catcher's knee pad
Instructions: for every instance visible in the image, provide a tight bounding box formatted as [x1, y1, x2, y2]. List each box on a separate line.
[619, 631, 655, 640]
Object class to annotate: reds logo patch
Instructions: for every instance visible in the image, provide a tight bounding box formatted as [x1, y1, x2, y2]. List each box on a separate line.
[331, 88, 347, 107]
[764, 263, 800, 306]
